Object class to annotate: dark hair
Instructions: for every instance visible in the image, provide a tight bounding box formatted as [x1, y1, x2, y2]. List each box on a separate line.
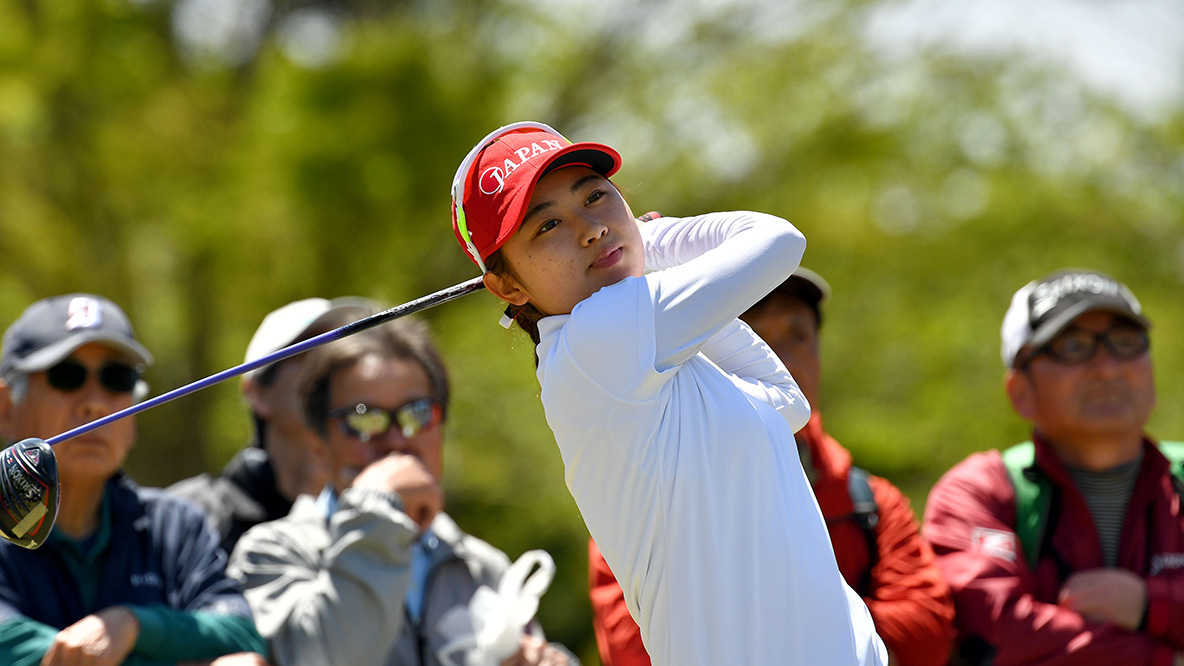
[300, 318, 450, 437]
[485, 249, 546, 347]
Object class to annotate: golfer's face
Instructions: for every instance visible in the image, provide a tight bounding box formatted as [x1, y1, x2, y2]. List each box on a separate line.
[496, 166, 644, 316]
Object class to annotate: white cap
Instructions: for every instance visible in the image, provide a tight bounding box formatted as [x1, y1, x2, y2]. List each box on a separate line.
[243, 297, 376, 379]
[1000, 269, 1148, 368]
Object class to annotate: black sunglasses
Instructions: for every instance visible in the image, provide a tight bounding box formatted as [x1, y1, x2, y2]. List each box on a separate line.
[326, 399, 441, 442]
[1021, 326, 1150, 369]
[46, 359, 141, 395]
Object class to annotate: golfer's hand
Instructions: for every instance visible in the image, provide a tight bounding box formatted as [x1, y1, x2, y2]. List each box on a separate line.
[499, 635, 571, 666]
[352, 453, 443, 532]
[42, 606, 139, 666]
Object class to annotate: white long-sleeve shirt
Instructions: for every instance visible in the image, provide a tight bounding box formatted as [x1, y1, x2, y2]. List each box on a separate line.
[535, 211, 885, 665]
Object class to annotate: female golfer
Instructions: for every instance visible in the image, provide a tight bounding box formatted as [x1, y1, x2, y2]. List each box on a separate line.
[450, 122, 885, 665]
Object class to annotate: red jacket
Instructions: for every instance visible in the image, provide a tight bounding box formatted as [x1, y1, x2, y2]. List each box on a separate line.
[589, 412, 955, 666]
[923, 435, 1184, 665]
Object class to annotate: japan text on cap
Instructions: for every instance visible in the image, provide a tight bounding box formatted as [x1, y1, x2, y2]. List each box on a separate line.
[451, 121, 621, 272]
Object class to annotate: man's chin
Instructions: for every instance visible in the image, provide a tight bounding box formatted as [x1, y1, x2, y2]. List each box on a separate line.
[58, 455, 119, 481]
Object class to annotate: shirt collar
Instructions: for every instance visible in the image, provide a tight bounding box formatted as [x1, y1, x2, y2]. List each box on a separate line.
[49, 489, 113, 565]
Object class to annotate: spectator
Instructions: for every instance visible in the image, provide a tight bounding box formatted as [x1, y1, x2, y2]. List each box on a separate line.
[0, 293, 267, 666]
[170, 297, 375, 554]
[229, 319, 571, 666]
[924, 269, 1184, 664]
[588, 267, 956, 666]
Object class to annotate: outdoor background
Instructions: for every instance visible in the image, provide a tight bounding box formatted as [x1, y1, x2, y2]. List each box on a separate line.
[2, 0, 1183, 662]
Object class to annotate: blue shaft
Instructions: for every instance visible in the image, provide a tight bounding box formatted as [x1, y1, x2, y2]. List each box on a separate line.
[46, 277, 486, 446]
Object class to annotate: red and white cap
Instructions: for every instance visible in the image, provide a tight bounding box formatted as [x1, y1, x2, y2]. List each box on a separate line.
[451, 121, 621, 272]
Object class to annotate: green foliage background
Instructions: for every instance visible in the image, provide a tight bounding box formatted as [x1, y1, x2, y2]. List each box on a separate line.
[2, 1, 1182, 662]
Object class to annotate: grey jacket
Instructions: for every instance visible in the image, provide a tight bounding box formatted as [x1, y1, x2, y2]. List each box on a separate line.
[228, 487, 525, 666]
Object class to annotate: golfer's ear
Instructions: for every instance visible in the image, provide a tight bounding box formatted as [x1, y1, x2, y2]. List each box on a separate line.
[483, 272, 529, 307]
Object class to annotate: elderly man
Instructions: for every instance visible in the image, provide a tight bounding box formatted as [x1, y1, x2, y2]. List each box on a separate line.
[170, 297, 375, 555]
[229, 319, 571, 666]
[925, 269, 1184, 665]
[0, 293, 266, 666]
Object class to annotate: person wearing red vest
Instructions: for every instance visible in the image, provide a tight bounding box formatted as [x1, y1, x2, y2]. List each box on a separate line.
[589, 267, 955, 666]
[925, 269, 1184, 665]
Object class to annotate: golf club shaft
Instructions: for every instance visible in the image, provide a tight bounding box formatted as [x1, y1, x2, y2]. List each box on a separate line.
[46, 277, 486, 446]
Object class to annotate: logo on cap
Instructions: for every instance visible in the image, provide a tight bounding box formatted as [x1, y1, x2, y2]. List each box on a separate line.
[478, 139, 566, 195]
[64, 297, 102, 332]
[1030, 273, 1133, 322]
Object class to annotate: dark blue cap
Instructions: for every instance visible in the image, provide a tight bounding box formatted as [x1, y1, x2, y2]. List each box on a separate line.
[1, 294, 153, 375]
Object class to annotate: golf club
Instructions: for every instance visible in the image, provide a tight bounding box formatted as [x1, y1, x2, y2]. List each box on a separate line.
[0, 276, 486, 549]
[0, 438, 59, 549]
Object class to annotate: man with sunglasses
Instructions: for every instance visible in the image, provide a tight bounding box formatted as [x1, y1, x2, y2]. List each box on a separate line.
[228, 320, 572, 666]
[924, 269, 1184, 665]
[170, 297, 376, 555]
[0, 294, 267, 665]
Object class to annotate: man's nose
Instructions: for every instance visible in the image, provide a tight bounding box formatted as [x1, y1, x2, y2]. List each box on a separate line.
[1085, 341, 1126, 375]
[75, 378, 120, 419]
[371, 426, 415, 457]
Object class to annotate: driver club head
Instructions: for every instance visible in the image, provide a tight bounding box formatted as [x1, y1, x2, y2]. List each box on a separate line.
[0, 438, 60, 549]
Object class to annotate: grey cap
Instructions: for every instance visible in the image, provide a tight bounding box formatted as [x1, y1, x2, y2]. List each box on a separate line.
[1, 294, 153, 375]
[1001, 269, 1149, 368]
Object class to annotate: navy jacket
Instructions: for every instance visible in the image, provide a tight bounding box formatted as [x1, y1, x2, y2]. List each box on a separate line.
[0, 473, 265, 664]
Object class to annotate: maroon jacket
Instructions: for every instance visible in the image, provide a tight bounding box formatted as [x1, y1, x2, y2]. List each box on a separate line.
[590, 412, 956, 666]
[924, 435, 1184, 665]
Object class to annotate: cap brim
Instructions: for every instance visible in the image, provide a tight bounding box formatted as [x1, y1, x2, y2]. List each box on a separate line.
[775, 267, 831, 307]
[11, 332, 153, 373]
[1028, 302, 1151, 350]
[487, 143, 622, 256]
[540, 144, 621, 179]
